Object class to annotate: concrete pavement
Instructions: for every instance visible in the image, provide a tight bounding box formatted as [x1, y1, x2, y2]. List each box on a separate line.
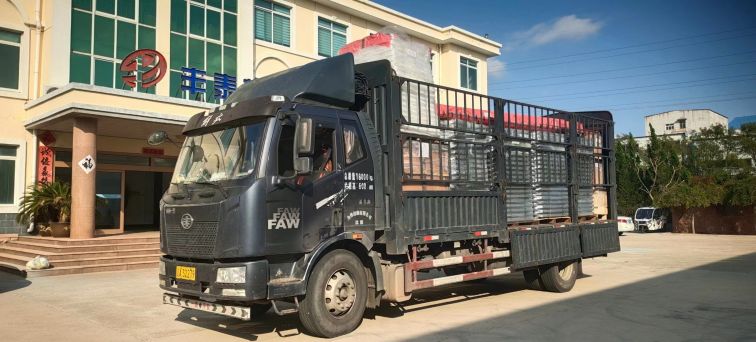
[2, 233, 756, 341]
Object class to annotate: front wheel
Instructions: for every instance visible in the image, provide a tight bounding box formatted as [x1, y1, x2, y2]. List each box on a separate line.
[298, 249, 368, 338]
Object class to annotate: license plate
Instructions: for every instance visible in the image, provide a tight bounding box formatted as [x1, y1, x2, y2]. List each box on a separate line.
[175, 266, 196, 281]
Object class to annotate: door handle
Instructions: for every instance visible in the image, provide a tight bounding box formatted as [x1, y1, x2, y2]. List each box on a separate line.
[331, 208, 343, 227]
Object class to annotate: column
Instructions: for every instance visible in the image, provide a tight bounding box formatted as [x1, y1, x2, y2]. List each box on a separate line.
[70, 117, 97, 239]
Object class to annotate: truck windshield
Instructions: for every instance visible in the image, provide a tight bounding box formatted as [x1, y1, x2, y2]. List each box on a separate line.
[172, 122, 266, 184]
[635, 208, 654, 220]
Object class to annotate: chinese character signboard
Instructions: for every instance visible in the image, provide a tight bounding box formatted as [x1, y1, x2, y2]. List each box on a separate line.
[119, 48, 246, 103]
[78, 155, 96, 175]
[37, 144, 55, 184]
[142, 147, 164, 156]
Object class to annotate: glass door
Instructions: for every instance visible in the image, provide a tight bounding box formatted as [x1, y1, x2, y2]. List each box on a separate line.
[95, 171, 124, 230]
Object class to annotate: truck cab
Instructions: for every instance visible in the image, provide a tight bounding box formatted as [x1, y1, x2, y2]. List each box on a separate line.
[158, 55, 385, 336]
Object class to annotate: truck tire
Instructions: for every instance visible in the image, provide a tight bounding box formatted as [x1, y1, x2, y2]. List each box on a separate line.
[538, 260, 578, 293]
[522, 269, 543, 290]
[299, 249, 368, 338]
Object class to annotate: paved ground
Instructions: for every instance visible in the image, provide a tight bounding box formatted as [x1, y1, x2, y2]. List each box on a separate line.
[2, 233, 756, 341]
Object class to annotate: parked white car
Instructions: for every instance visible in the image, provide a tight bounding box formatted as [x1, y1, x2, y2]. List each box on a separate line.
[617, 216, 634, 235]
[634, 207, 670, 232]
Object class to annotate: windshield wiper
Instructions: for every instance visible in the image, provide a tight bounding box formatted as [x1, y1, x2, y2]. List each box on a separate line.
[193, 181, 229, 198]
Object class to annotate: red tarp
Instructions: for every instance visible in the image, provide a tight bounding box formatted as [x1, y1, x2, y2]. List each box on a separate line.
[436, 104, 583, 131]
[338, 33, 394, 55]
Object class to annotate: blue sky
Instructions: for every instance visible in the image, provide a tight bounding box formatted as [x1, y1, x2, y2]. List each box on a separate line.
[374, 0, 756, 136]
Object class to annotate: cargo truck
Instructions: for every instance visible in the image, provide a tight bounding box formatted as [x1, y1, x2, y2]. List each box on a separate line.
[155, 54, 620, 337]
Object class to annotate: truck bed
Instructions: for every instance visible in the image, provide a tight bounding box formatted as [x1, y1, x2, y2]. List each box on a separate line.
[355, 61, 617, 255]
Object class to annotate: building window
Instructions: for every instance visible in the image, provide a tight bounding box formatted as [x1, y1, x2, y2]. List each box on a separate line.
[666, 123, 674, 131]
[460, 57, 477, 91]
[254, 0, 290, 47]
[678, 120, 686, 129]
[169, 0, 238, 102]
[70, 0, 158, 92]
[317, 18, 347, 57]
[0, 145, 18, 205]
[0, 29, 21, 90]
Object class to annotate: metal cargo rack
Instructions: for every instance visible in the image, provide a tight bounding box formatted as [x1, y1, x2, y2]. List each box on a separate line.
[355, 61, 617, 256]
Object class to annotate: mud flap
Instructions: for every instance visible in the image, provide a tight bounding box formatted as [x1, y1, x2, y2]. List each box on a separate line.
[509, 225, 582, 270]
[580, 222, 620, 257]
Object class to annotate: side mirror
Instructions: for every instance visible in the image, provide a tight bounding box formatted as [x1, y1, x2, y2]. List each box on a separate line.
[295, 118, 313, 155]
[148, 131, 169, 146]
[294, 156, 312, 175]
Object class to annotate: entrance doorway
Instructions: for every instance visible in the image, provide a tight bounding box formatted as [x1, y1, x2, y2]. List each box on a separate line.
[54, 150, 176, 233]
[124, 171, 171, 231]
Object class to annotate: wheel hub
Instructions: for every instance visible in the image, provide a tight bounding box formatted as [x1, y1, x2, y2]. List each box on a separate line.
[558, 262, 574, 280]
[324, 269, 356, 316]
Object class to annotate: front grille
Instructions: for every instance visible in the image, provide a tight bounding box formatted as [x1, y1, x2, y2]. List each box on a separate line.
[165, 221, 219, 258]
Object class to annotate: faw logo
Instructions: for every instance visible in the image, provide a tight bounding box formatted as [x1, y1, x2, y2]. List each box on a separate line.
[268, 208, 301, 230]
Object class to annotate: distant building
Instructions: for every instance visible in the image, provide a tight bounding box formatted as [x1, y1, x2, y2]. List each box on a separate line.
[730, 115, 756, 131]
[636, 109, 728, 146]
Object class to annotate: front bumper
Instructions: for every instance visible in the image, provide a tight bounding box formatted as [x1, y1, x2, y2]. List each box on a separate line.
[159, 257, 269, 302]
[163, 293, 253, 320]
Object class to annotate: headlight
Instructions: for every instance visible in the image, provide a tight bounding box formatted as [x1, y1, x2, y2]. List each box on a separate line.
[216, 266, 246, 283]
[159, 260, 166, 275]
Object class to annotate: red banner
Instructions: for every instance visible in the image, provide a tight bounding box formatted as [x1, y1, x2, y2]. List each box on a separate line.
[37, 144, 55, 184]
[142, 147, 164, 156]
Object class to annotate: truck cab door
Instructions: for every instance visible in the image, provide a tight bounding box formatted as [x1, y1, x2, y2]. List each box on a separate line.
[299, 113, 345, 251]
[339, 113, 376, 231]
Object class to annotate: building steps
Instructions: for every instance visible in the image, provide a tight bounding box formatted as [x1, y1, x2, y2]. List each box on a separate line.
[25, 260, 159, 278]
[0, 233, 161, 277]
[0, 246, 160, 261]
[0, 261, 25, 276]
[3, 240, 160, 253]
[16, 235, 160, 246]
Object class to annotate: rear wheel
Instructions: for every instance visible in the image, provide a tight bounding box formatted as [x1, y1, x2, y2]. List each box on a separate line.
[539, 260, 578, 293]
[523, 260, 578, 293]
[522, 269, 543, 290]
[298, 249, 368, 338]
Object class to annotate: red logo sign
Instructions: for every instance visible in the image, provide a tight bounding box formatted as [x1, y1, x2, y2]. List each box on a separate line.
[120, 49, 167, 89]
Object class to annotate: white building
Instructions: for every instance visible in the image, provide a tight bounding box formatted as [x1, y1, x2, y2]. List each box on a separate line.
[636, 109, 728, 146]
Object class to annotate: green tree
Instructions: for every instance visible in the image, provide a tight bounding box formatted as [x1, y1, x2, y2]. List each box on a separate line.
[615, 134, 649, 215]
[637, 125, 685, 205]
[655, 123, 756, 209]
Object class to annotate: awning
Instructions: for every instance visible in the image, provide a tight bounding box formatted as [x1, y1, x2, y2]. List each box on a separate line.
[23, 83, 215, 140]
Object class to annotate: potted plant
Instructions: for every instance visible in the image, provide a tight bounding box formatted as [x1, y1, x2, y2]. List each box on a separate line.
[16, 181, 72, 238]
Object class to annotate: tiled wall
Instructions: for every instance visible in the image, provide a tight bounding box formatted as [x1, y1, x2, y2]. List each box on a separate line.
[0, 213, 24, 235]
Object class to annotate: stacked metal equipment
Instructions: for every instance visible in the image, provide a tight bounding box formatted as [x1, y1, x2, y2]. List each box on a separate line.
[575, 130, 603, 217]
[343, 30, 447, 189]
[532, 130, 570, 219]
[577, 145, 596, 216]
[441, 116, 496, 190]
[503, 129, 534, 222]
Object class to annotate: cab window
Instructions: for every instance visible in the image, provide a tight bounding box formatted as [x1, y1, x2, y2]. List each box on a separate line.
[343, 122, 365, 165]
[277, 125, 295, 176]
[311, 126, 336, 180]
